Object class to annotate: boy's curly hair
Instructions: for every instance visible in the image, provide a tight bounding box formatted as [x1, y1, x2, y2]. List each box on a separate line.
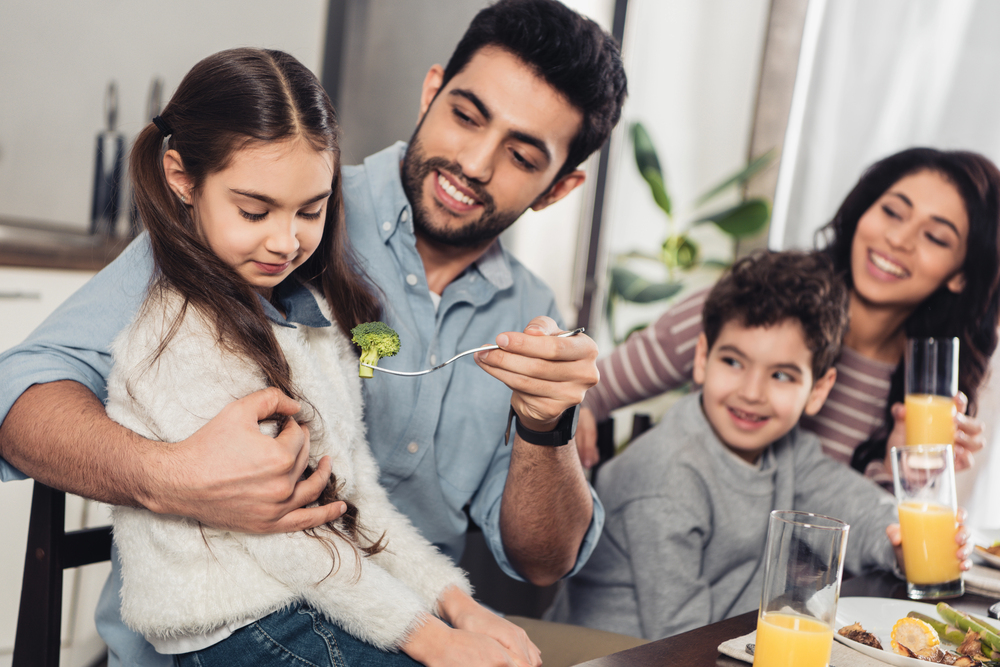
[702, 251, 850, 379]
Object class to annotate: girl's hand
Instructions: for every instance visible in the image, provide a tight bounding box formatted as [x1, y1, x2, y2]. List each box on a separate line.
[401, 615, 533, 667]
[953, 392, 985, 471]
[437, 587, 542, 667]
[886, 507, 973, 575]
[882, 402, 907, 472]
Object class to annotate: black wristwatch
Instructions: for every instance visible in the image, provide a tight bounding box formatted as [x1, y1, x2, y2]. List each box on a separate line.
[505, 405, 580, 447]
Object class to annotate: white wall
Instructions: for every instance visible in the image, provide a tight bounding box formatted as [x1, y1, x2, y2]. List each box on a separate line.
[588, 0, 771, 350]
[0, 0, 328, 231]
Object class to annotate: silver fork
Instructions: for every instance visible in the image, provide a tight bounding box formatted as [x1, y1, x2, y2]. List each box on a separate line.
[361, 327, 586, 377]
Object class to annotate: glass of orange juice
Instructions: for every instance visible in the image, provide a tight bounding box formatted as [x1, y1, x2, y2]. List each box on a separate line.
[891, 444, 963, 599]
[905, 337, 958, 446]
[753, 511, 849, 667]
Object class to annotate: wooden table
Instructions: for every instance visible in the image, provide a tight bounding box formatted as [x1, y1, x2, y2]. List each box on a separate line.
[575, 572, 997, 666]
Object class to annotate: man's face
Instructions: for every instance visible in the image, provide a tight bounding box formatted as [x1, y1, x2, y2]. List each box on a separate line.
[402, 46, 585, 248]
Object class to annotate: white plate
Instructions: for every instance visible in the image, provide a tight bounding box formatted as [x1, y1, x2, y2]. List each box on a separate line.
[834, 597, 953, 667]
[972, 528, 1000, 569]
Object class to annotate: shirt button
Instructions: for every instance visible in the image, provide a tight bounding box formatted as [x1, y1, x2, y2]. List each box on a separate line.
[407, 442, 419, 454]
[382, 221, 392, 231]
[400, 210, 409, 222]
[406, 274, 418, 286]
[430, 355, 437, 365]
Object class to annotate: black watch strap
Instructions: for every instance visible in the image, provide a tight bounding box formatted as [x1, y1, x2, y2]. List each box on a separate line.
[504, 405, 580, 447]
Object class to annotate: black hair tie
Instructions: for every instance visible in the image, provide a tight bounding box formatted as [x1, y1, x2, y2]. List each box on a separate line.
[152, 115, 173, 137]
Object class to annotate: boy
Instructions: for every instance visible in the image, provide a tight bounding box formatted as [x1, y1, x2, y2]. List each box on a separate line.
[546, 251, 902, 639]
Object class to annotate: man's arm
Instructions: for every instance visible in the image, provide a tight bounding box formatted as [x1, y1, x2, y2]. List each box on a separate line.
[0, 381, 343, 533]
[474, 316, 599, 585]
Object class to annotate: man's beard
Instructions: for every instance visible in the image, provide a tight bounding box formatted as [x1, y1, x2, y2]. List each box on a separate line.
[401, 133, 523, 249]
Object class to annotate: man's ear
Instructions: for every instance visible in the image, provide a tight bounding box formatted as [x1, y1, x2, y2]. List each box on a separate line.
[530, 170, 586, 212]
[162, 149, 193, 201]
[804, 367, 837, 416]
[693, 333, 709, 386]
[418, 64, 446, 123]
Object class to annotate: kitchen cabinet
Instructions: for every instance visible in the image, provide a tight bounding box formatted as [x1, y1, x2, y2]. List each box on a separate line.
[0, 266, 112, 667]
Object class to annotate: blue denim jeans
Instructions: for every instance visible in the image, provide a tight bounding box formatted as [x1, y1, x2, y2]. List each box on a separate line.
[175, 604, 422, 667]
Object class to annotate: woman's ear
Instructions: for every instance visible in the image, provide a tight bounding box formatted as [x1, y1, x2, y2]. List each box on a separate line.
[946, 271, 966, 294]
[162, 149, 193, 203]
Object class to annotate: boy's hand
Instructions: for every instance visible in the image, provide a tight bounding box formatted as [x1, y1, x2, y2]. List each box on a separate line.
[887, 507, 974, 575]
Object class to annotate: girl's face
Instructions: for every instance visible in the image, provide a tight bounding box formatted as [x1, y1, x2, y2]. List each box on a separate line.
[183, 138, 335, 296]
[850, 169, 968, 312]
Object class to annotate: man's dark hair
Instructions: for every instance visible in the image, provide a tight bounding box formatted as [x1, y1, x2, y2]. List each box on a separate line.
[442, 0, 627, 181]
[702, 251, 850, 379]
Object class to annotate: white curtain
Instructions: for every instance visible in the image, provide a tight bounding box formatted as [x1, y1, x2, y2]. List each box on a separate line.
[770, 0, 1000, 529]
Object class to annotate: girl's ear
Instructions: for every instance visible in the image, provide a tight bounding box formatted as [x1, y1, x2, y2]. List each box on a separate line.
[162, 149, 193, 202]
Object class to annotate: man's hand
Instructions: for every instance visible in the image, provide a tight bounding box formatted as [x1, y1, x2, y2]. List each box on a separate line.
[0, 381, 344, 534]
[140, 387, 346, 533]
[474, 316, 599, 431]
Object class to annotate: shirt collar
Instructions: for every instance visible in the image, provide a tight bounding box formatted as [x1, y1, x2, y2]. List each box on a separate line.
[257, 278, 332, 329]
[366, 141, 514, 291]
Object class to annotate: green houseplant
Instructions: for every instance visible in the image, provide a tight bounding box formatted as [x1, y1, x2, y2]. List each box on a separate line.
[606, 121, 775, 343]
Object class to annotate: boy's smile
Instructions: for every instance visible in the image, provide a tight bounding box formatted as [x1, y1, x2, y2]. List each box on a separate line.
[693, 320, 836, 464]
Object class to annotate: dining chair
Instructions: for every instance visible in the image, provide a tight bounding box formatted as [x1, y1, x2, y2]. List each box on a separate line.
[13, 481, 112, 667]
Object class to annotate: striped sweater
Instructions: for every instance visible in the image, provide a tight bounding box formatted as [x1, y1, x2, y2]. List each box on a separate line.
[585, 289, 897, 487]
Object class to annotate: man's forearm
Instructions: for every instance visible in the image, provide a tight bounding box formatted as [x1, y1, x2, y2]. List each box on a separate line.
[0, 381, 151, 506]
[499, 435, 592, 586]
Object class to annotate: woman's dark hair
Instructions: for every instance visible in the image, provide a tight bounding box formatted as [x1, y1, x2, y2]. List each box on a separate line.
[442, 0, 628, 182]
[817, 148, 1000, 472]
[130, 47, 384, 564]
[703, 251, 850, 379]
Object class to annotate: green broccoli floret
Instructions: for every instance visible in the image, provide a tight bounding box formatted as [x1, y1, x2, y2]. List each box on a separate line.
[351, 321, 401, 378]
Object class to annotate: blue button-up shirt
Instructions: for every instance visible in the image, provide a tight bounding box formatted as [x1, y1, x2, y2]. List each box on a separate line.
[0, 142, 603, 665]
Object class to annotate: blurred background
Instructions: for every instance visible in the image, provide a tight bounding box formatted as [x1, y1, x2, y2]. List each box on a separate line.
[1, 1, 998, 664]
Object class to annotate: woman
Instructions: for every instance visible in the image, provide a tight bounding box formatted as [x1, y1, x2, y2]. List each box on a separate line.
[580, 148, 1000, 484]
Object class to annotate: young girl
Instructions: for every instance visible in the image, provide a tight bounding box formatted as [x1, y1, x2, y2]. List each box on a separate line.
[579, 148, 1000, 486]
[107, 47, 539, 667]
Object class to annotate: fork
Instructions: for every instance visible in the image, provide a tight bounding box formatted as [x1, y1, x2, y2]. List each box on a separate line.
[361, 327, 586, 377]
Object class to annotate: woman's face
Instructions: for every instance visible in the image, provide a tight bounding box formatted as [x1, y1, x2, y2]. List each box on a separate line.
[850, 169, 968, 312]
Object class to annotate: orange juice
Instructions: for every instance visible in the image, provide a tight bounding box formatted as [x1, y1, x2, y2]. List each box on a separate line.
[905, 394, 955, 446]
[898, 501, 961, 584]
[753, 612, 833, 667]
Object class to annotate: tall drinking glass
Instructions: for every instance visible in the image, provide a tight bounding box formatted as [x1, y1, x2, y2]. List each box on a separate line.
[891, 444, 963, 599]
[905, 337, 958, 446]
[753, 510, 849, 667]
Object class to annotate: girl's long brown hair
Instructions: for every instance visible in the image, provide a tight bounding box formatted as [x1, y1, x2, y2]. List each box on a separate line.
[130, 47, 385, 566]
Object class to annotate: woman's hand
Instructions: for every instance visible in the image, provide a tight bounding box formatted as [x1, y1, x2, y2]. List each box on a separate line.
[887, 507, 973, 575]
[883, 394, 985, 472]
[436, 587, 542, 667]
[401, 614, 536, 667]
[953, 392, 985, 470]
[575, 407, 600, 469]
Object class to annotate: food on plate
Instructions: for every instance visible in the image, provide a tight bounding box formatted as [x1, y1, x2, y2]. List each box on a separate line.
[350, 321, 400, 378]
[982, 543, 1000, 556]
[837, 603, 1000, 665]
[891, 617, 940, 657]
[838, 622, 883, 649]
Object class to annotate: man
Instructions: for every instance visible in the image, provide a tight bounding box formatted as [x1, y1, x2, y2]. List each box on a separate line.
[0, 0, 627, 664]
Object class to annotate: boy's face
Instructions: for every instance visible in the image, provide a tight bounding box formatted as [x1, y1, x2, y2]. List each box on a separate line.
[693, 319, 836, 464]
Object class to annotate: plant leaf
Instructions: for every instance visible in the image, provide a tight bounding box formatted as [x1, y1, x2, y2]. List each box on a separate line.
[610, 266, 684, 303]
[631, 122, 672, 216]
[692, 199, 771, 238]
[694, 148, 777, 206]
